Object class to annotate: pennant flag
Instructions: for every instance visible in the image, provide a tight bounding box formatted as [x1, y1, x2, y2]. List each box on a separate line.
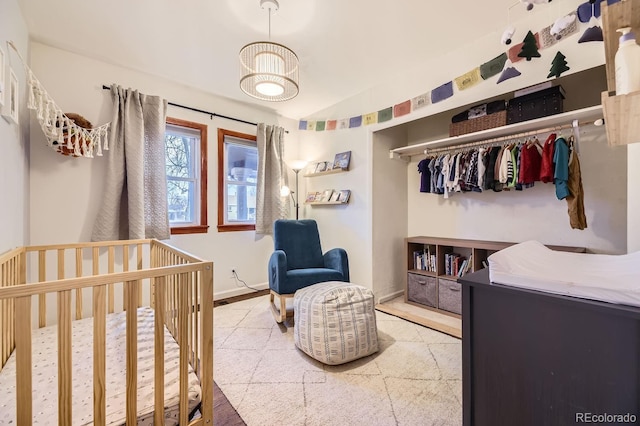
[480, 53, 508, 80]
[315, 121, 326, 131]
[393, 100, 412, 118]
[363, 112, 378, 125]
[497, 59, 522, 84]
[307, 121, 316, 131]
[299, 120, 308, 130]
[378, 107, 393, 122]
[349, 115, 363, 128]
[454, 68, 482, 91]
[508, 32, 540, 63]
[578, 16, 603, 43]
[431, 81, 454, 104]
[338, 118, 350, 129]
[540, 19, 578, 49]
[411, 93, 430, 111]
[326, 120, 337, 130]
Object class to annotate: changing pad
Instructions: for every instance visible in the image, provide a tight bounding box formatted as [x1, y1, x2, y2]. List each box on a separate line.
[488, 240, 640, 307]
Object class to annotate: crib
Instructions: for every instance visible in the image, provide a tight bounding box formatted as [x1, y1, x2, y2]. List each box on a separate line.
[0, 239, 213, 425]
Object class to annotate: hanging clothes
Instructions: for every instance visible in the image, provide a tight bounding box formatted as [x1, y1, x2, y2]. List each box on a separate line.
[565, 138, 588, 229]
[519, 139, 543, 185]
[417, 157, 432, 193]
[553, 137, 571, 200]
[539, 133, 557, 183]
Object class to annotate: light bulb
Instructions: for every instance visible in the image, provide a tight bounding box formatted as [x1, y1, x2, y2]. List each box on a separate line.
[280, 186, 291, 197]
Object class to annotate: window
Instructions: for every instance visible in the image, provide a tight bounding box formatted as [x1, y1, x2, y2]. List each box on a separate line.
[218, 129, 258, 232]
[165, 117, 208, 234]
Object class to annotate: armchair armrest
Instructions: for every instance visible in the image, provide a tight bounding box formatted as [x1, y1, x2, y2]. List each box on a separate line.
[269, 250, 288, 293]
[323, 248, 350, 282]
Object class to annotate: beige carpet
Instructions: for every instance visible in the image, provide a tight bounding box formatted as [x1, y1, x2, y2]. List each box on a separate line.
[214, 295, 462, 426]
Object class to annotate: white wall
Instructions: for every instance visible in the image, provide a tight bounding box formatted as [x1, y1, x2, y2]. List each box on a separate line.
[28, 42, 299, 299]
[300, 0, 626, 298]
[0, 0, 30, 254]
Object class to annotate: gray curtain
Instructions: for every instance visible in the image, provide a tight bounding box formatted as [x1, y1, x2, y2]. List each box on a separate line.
[255, 123, 289, 235]
[92, 85, 170, 241]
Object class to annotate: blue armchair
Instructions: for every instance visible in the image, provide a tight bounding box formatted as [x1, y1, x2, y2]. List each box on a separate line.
[269, 219, 349, 322]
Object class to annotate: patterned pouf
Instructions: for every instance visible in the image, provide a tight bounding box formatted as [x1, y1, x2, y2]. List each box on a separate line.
[293, 282, 378, 365]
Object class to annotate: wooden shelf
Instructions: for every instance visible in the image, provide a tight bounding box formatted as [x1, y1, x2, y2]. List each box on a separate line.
[389, 105, 603, 159]
[600, 0, 640, 146]
[306, 201, 349, 205]
[303, 167, 348, 177]
[408, 269, 437, 277]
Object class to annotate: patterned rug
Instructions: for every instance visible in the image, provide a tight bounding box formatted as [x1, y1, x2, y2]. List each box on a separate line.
[213, 295, 462, 425]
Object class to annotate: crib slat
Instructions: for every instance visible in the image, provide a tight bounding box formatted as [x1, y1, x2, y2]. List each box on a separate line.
[93, 285, 106, 426]
[137, 244, 143, 307]
[15, 296, 32, 425]
[108, 246, 115, 313]
[38, 250, 46, 328]
[58, 290, 72, 425]
[76, 248, 83, 320]
[200, 264, 214, 423]
[154, 276, 166, 425]
[123, 246, 129, 311]
[125, 280, 138, 425]
[178, 273, 189, 425]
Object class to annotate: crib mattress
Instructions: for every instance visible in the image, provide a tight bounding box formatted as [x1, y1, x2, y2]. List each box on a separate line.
[0, 307, 201, 425]
[488, 240, 640, 307]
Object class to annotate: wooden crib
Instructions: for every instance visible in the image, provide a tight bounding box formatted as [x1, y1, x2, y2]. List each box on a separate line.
[0, 239, 213, 425]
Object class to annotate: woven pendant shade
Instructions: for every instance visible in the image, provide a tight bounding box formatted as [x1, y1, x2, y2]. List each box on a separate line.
[239, 41, 299, 101]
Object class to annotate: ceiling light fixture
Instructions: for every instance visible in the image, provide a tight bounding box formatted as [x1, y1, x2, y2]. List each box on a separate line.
[239, 0, 299, 102]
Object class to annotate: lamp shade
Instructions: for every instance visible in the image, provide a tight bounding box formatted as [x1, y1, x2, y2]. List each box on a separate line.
[288, 159, 308, 171]
[239, 41, 299, 102]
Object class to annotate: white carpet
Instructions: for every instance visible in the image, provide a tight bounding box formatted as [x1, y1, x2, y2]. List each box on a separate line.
[214, 295, 462, 426]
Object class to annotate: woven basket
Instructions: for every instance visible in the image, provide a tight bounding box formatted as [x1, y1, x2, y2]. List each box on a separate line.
[449, 110, 507, 137]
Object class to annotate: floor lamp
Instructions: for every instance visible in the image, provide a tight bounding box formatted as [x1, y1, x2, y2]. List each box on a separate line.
[283, 160, 307, 220]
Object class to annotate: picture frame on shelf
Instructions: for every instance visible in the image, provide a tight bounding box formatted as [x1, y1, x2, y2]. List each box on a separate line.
[314, 161, 329, 173]
[320, 189, 334, 202]
[305, 192, 319, 203]
[7, 68, 18, 124]
[332, 151, 351, 170]
[0, 46, 5, 107]
[337, 190, 351, 203]
[329, 191, 341, 202]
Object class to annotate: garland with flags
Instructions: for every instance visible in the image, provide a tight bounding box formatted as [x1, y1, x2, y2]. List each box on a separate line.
[299, 1, 603, 132]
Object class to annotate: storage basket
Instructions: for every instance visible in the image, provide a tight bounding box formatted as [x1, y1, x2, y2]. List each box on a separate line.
[449, 110, 507, 137]
[507, 85, 565, 125]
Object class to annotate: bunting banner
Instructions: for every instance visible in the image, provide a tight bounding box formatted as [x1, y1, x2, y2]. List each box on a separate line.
[298, 4, 592, 132]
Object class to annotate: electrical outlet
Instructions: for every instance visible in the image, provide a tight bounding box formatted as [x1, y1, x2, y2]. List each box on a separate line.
[230, 268, 237, 278]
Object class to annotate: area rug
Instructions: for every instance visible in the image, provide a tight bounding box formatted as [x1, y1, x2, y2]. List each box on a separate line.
[214, 295, 462, 425]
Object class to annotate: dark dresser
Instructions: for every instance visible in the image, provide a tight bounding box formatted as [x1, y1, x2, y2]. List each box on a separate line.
[460, 268, 640, 426]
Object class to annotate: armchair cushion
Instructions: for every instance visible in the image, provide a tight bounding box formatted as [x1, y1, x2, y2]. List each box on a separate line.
[274, 220, 324, 270]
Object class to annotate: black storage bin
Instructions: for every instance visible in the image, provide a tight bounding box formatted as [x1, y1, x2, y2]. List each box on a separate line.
[507, 85, 565, 124]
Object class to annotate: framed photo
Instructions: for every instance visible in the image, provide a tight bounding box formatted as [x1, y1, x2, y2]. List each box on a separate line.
[337, 190, 351, 203]
[305, 192, 319, 203]
[332, 151, 351, 170]
[320, 189, 334, 202]
[7, 68, 18, 124]
[329, 191, 341, 202]
[0, 46, 5, 107]
[315, 161, 328, 173]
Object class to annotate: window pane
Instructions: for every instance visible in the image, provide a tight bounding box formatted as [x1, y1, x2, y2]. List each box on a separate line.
[167, 179, 195, 223]
[226, 142, 257, 183]
[166, 134, 194, 179]
[227, 184, 256, 222]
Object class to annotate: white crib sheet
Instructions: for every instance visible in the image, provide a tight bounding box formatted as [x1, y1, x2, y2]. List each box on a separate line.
[0, 307, 201, 425]
[488, 240, 640, 307]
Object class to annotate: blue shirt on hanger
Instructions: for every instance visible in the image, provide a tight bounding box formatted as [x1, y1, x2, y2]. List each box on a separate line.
[553, 137, 570, 200]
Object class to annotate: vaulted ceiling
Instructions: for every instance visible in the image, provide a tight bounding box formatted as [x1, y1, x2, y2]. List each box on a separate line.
[17, 0, 571, 119]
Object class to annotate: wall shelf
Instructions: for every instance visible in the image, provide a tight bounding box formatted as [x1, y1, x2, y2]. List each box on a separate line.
[389, 105, 603, 159]
[306, 200, 349, 205]
[303, 167, 348, 177]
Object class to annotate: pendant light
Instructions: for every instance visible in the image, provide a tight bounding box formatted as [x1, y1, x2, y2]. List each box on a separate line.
[239, 0, 299, 102]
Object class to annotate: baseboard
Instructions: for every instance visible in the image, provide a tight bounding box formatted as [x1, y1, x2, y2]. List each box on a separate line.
[214, 282, 269, 301]
[377, 290, 405, 304]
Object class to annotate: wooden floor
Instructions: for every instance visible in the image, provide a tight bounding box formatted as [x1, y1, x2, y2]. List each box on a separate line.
[376, 296, 462, 339]
[214, 380, 245, 425]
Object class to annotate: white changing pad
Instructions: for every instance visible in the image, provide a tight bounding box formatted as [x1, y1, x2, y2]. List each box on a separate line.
[0, 307, 201, 425]
[488, 240, 640, 307]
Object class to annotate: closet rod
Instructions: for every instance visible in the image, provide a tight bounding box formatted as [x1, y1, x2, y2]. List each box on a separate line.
[101, 85, 288, 133]
[424, 119, 595, 155]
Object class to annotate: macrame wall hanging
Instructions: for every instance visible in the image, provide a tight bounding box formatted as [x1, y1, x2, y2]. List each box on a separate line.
[7, 41, 110, 158]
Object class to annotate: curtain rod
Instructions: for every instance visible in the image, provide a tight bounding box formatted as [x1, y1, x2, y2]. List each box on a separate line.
[101, 85, 288, 133]
[423, 119, 596, 155]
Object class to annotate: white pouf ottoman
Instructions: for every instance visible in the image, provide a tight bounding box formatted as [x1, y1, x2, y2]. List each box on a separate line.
[293, 282, 378, 365]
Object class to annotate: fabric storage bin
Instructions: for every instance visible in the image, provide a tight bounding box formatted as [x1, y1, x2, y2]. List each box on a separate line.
[507, 85, 565, 125]
[449, 110, 507, 136]
[407, 273, 437, 307]
[438, 278, 462, 315]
